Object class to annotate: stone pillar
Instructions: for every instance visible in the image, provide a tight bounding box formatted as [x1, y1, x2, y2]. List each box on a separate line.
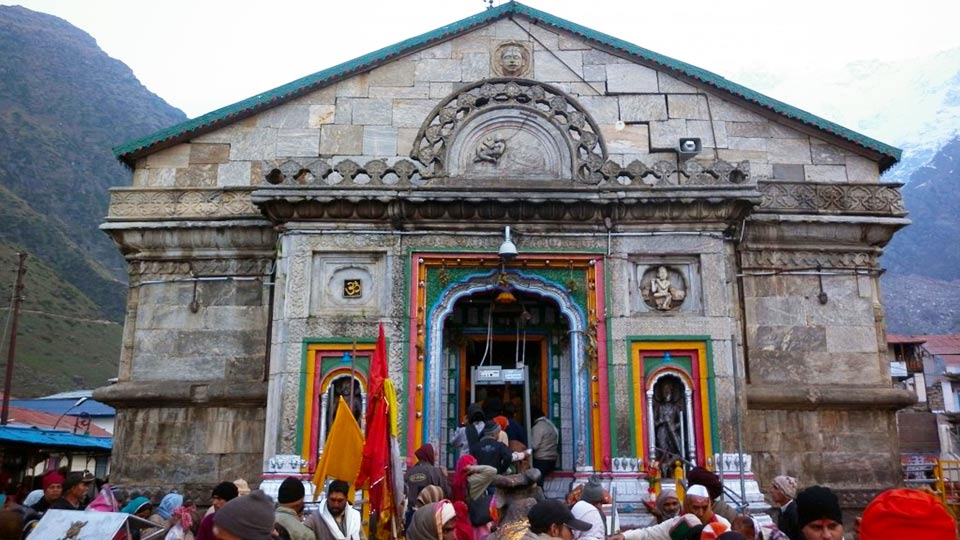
[94, 220, 277, 500]
[740, 181, 914, 518]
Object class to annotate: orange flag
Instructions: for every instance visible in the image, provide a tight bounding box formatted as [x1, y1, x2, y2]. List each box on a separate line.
[313, 396, 364, 501]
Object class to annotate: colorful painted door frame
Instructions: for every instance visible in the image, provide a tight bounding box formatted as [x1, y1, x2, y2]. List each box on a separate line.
[627, 338, 718, 470]
[297, 340, 375, 472]
[406, 252, 611, 470]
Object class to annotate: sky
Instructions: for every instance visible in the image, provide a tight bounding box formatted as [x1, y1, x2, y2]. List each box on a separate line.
[5, 0, 960, 141]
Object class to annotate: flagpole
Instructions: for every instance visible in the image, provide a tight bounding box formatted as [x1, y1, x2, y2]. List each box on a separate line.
[350, 338, 357, 414]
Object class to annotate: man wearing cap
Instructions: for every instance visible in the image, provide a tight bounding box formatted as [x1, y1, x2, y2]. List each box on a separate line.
[405, 444, 450, 527]
[768, 476, 798, 540]
[49, 472, 93, 510]
[213, 490, 276, 540]
[29, 471, 63, 514]
[794, 486, 843, 540]
[472, 421, 512, 474]
[197, 481, 240, 540]
[275, 477, 313, 540]
[687, 467, 737, 524]
[571, 476, 607, 540]
[524, 499, 592, 540]
[606, 485, 723, 540]
[405, 444, 450, 501]
[306, 479, 363, 540]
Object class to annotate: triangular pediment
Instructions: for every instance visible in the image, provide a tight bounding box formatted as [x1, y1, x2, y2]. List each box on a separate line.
[116, 2, 899, 174]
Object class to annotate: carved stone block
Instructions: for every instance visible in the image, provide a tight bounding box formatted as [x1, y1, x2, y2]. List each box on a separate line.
[352, 98, 393, 126]
[415, 59, 463, 82]
[309, 252, 388, 316]
[366, 60, 417, 87]
[620, 95, 668, 122]
[276, 129, 320, 157]
[606, 64, 658, 93]
[533, 49, 582, 82]
[319, 125, 363, 155]
[630, 259, 701, 315]
[804, 164, 848, 183]
[308, 104, 336, 127]
[190, 143, 230, 165]
[363, 126, 399, 156]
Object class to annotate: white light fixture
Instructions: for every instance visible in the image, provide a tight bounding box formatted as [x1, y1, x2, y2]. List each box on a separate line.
[498, 226, 518, 261]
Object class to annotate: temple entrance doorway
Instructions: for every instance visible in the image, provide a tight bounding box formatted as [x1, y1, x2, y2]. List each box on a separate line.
[438, 287, 571, 471]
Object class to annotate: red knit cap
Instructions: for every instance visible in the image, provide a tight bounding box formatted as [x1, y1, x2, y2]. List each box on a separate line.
[860, 488, 956, 540]
[700, 522, 730, 540]
[42, 472, 64, 490]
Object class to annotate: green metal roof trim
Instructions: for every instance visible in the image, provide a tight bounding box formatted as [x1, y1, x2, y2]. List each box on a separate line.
[115, 1, 900, 169]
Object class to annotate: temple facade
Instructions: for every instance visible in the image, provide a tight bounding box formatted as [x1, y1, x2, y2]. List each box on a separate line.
[97, 2, 914, 515]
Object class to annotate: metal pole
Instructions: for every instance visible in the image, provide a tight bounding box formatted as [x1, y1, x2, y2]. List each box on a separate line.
[349, 339, 357, 414]
[2, 253, 27, 425]
[729, 334, 747, 509]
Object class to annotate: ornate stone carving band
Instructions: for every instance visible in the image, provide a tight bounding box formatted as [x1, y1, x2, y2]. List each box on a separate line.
[107, 188, 260, 220]
[259, 157, 751, 189]
[758, 181, 905, 217]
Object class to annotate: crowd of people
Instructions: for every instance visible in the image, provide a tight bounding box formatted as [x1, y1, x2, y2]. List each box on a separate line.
[0, 397, 954, 539]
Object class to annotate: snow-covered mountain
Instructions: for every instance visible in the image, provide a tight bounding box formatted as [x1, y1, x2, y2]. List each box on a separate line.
[732, 49, 960, 333]
[732, 47, 960, 183]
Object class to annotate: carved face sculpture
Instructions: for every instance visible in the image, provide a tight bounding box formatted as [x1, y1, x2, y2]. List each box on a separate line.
[500, 46, 524, 75]
[657, 266, 668, 280]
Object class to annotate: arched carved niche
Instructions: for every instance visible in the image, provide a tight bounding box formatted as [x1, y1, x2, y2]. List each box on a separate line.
[447, 109, 571, 180]
[411, 78, 608, 183]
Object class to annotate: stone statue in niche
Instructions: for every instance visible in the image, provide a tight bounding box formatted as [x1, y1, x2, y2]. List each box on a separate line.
[644, 266, 687, 311]
[474, 136, 507, 165]
[326, 377, 363, 433]
[653, 376, 685, 477]
[493, 42, 531, 77]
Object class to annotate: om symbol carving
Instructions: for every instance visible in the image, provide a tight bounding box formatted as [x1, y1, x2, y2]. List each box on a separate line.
[342, 279, 363, 298]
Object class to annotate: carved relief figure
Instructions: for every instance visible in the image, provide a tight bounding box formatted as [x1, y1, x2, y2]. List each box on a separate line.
[653, 377, 685, 477]
[648, 266, 686, 310]
[474, 136, 507, 165]
[493, 42, 531, 77]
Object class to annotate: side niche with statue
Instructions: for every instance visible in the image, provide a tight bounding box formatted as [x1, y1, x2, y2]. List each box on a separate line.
[640, 265, 687, 311]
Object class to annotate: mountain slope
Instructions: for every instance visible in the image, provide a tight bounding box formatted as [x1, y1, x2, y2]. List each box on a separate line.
[881, 136, 960, 334]
[0, 243, 123, 397]
[0, 5, 186, 320]
[0, 6, 186, 395]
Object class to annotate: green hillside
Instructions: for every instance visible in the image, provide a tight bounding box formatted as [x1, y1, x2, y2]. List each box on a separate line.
[0, 242, 122, 397]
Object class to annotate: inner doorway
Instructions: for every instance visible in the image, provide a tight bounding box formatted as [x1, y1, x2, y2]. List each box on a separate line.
[440, 287, 570, 470]
[462, 336, 545, 429]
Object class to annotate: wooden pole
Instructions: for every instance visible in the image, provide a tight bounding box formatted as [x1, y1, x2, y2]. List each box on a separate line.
[2, 253, 27, 425]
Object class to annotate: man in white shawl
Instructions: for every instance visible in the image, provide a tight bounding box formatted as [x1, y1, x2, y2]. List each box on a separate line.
[306, 480, 364, 540]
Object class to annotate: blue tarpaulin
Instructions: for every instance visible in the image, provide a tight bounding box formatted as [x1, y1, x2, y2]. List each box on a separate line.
[0, 426, 111, 450]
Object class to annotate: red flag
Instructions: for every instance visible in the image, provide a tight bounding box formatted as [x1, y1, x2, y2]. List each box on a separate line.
[356, 324, 390, 512]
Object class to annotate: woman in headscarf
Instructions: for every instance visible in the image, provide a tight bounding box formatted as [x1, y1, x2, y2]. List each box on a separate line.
[121, 497, 154, 540]
[654, 489, 681, 523]
[164, 497, 196, 540]
[450, 454, 497, 540]
[406, 485, 446, 529]
[407, 500, 457, 540]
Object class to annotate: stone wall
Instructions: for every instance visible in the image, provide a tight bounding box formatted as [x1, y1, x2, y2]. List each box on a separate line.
[95, 224, 277, 492]
[103, 12, 909, 500]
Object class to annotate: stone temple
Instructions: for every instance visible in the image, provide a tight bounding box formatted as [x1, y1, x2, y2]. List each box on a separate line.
[97, 1, 913, 520]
